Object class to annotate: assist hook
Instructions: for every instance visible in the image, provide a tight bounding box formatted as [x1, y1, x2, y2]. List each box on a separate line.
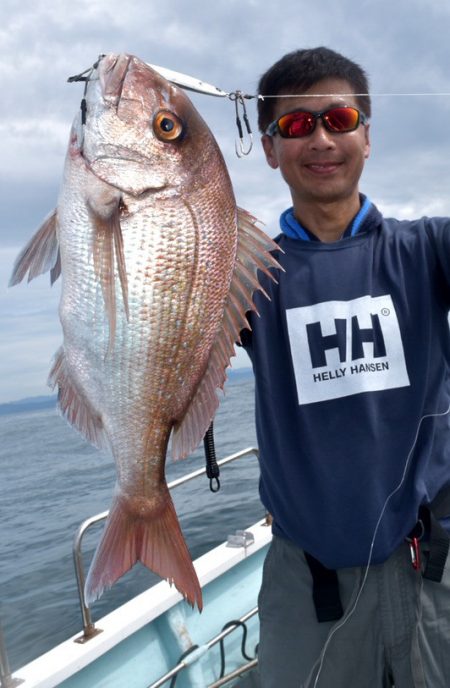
[229, 91, 254, 157]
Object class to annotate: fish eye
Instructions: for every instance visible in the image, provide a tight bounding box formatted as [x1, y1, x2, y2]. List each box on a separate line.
[153, 110, 184, 142]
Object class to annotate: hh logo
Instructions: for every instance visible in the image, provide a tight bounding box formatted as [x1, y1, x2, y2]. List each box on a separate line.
[306, 314, 387, 368]
[286, 295, 410, 405]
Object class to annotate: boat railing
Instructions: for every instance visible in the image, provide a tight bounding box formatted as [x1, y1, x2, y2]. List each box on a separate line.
[73, 447, 260, 643]
[148, 606, 258, 688]
[0, 621, 23, 688]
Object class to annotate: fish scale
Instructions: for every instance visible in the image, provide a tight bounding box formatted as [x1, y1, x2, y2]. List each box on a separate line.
[10, 53, 282, 610]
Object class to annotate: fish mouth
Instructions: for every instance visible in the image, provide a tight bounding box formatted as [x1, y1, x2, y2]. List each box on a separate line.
[84, 150, 168, 195]
[89, 145, 154, 166]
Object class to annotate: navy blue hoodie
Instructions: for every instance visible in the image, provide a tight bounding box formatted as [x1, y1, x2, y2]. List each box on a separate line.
[242, 199, 450, 568]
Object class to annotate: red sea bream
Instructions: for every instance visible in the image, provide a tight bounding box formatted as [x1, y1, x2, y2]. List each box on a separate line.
[10, 53, 280, 609]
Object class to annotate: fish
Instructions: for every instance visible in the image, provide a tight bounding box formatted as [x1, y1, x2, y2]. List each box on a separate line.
[9, 53, 281, 610]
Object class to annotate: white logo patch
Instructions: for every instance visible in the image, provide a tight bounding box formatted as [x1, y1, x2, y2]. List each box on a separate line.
[286, 295, 410, 405]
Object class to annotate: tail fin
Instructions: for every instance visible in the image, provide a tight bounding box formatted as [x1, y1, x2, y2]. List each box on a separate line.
[85, 491, 203, 610]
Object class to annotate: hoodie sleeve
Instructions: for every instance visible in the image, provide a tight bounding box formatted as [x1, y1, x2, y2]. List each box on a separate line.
[425, 218, 450, 307]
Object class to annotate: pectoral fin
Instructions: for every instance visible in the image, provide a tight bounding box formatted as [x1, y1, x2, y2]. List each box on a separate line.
[9, 210, 60, 286]
[88, 199, 129, 353]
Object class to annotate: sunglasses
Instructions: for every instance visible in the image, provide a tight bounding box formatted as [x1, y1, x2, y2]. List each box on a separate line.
[265, 106, 368, 138]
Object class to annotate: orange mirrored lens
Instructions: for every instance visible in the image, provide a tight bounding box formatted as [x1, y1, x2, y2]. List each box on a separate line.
[277, 107, 360, 138]
[323, 107, 359, 132]
[278, 111, 315, 137]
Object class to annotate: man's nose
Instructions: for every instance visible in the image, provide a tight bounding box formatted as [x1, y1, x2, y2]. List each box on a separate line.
[308, 119, 336, 149]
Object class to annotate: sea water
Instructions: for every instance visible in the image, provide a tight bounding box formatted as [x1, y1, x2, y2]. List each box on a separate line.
[0, 371, 261, 672]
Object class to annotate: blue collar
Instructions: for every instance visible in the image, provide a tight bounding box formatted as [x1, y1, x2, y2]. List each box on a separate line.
[280, 195, 373, 241]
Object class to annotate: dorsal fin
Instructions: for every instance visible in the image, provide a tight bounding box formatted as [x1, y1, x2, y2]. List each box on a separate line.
[9, 210, 60, 286]
[171, 208, 282, 460]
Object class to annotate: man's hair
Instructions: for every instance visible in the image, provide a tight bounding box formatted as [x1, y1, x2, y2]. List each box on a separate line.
[257, 47, 371, 134]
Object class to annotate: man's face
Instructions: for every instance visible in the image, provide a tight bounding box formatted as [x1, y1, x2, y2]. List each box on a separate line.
[261, 77, 370, 210]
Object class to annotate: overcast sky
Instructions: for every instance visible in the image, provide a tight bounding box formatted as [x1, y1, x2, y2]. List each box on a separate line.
[2, 0, 450, 403]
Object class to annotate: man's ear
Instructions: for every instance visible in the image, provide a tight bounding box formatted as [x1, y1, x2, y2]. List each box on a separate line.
[364, 123, 371, 160]
[261, 134, 279, 169]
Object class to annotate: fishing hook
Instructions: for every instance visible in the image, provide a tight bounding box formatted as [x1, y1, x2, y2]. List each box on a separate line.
[229, 91, 254, 157]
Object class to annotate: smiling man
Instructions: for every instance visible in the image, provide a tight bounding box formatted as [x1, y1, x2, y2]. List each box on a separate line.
[242, 48, 450, 687]
[262, 76, 370, 242]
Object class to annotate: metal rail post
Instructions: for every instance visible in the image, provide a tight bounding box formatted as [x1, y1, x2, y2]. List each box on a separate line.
[0, 621, 23, 688]
[73, 512, 108, 643]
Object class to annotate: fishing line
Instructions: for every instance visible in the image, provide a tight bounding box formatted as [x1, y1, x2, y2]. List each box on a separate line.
[307, 403, 450, 688]
[257, 92, 450, 99]
[227, 92, 450, 100]
[66, 58, 450, 162]
[224, 90, 450, 155]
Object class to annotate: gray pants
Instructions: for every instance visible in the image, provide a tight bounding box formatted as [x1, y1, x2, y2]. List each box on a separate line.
[258, 536, 450, 687]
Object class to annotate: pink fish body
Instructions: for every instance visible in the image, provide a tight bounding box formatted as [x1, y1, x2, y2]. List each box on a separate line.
[10, 54, 280, 609]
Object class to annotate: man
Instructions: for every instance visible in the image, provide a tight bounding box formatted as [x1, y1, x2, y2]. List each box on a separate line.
[242, 47, 450, 687]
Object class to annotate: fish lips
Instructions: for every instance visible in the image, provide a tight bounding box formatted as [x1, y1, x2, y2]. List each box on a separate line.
[87, 154, 168, 196]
